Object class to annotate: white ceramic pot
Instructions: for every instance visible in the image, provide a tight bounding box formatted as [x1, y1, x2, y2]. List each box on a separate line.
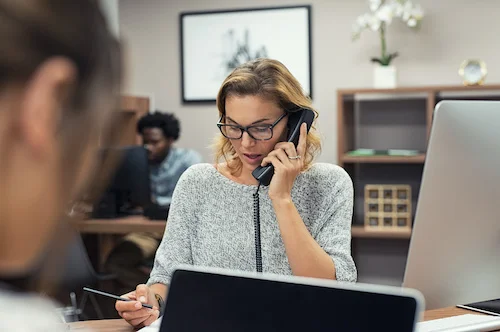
[373, 65, 397, 88]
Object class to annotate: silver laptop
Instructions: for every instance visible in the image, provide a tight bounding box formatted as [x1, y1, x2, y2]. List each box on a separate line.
[159, 266, 423, 332]
[403, 100, 500, 310]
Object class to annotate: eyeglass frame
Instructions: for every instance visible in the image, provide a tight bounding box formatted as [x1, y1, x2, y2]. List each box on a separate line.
[216, 112, 288, 141]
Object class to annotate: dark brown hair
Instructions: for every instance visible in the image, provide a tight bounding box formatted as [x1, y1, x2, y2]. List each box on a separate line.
[0, 0, 122, 292]
[0, 0, 121, 102]
[2, 0, 123, 191]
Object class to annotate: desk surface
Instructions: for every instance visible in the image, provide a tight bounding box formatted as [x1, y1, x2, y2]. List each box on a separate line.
[71, 216, 166, 234]
[67, 307, 478, 331]
[73, 218, 410, 239]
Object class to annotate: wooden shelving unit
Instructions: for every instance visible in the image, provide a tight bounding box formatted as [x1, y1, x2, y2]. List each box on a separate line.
[118, 95, 150, 145]
[337, 84, 500, 239]
[342, 154, 426, 164]
[99, 95, 150, 147]
[336, 84, 500, 95]
[339, 85, 500, 286]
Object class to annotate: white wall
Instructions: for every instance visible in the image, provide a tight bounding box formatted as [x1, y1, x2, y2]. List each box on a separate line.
[100, 0, 120, 37]
[119, 0, 500, 163]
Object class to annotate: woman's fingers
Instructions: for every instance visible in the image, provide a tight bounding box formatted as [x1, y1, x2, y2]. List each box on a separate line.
[296, 123, 307, 158]
[116, 299, 142, 314]
[122, 307, 154, 321]
[128, 315, 150, 328]
[274, 142, 299, 159]
[261, 154, 281, 169]
[272, 148, 294, 167]
[140, 310, 161, 327]
[135, 284, 150, 304]
[262, 144, 302, 170]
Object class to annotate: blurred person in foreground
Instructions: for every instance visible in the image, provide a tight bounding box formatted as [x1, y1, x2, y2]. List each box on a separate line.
[0, 0, 148, 330]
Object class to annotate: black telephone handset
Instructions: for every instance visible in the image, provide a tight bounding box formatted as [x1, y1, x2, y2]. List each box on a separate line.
[252, 108, 315, 186]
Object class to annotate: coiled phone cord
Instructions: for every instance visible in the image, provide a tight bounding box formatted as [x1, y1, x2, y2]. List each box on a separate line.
[253, 183, 263, 272]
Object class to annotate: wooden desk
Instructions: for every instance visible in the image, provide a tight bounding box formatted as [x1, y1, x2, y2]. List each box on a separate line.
[71, 216, 166, 270]
[67, 307, 486, 331]
[67, 318, 132, 331]
[422, 306, 478, 320]
[72, 216, 166, 234]
[73, 218, 405, 240]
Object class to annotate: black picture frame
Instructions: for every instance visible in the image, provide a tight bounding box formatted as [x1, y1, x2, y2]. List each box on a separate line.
[179, 5, 313, 104]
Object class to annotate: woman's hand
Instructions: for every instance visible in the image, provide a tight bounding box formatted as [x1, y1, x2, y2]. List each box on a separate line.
[261, 122, 307, 201]
[115, 284, 160, 328]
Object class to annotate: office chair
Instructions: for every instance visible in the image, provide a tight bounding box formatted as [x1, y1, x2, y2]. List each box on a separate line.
[55, 230, 117, 322]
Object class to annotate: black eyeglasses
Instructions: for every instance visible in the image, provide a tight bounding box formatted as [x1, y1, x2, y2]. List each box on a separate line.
[217, 113, 288, 140]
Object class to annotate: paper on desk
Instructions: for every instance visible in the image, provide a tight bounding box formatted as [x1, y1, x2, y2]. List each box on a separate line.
[137, 317, 162, 332]
[416, 314, 500, 332]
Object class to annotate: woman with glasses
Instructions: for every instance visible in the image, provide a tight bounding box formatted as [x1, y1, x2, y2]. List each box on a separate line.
[117, 58, 356, 328]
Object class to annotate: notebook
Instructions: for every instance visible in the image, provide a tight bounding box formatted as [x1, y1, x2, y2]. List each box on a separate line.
[458, 299, 500, 316]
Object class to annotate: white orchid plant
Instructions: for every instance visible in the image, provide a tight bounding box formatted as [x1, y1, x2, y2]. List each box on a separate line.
[352, 0, 424, 66]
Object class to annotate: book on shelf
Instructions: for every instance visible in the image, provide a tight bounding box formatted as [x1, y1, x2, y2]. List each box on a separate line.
[346, 149, 421, 157]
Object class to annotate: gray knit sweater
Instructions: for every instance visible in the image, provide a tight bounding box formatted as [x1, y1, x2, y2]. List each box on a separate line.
[148, 163, 357, 285]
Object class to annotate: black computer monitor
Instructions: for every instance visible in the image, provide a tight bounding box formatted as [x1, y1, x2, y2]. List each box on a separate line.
[92, 146, 152, 218]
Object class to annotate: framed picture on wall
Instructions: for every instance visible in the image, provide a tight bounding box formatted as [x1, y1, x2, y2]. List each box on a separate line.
[179, 5, 312, 103]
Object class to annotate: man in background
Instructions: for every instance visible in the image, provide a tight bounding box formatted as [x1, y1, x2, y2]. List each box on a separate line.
[140, 111, 202, 207]
[105, 111, 202, 292]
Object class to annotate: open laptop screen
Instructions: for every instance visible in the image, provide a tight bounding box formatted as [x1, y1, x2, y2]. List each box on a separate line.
[160, 268, 422, 332]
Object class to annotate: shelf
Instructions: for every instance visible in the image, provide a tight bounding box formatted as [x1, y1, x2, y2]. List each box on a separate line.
[351, 225, 412, 239]
[342, 154, 426, 164]
[338, 84, 500, 96]
[352, 92, 428, 101]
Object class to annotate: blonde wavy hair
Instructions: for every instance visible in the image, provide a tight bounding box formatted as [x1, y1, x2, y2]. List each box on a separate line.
[214, 58, 321, 175]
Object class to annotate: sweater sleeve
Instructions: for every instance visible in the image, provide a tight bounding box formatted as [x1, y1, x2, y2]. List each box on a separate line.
[147, 166, 198, 286]
[314, 166, 357, 282]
